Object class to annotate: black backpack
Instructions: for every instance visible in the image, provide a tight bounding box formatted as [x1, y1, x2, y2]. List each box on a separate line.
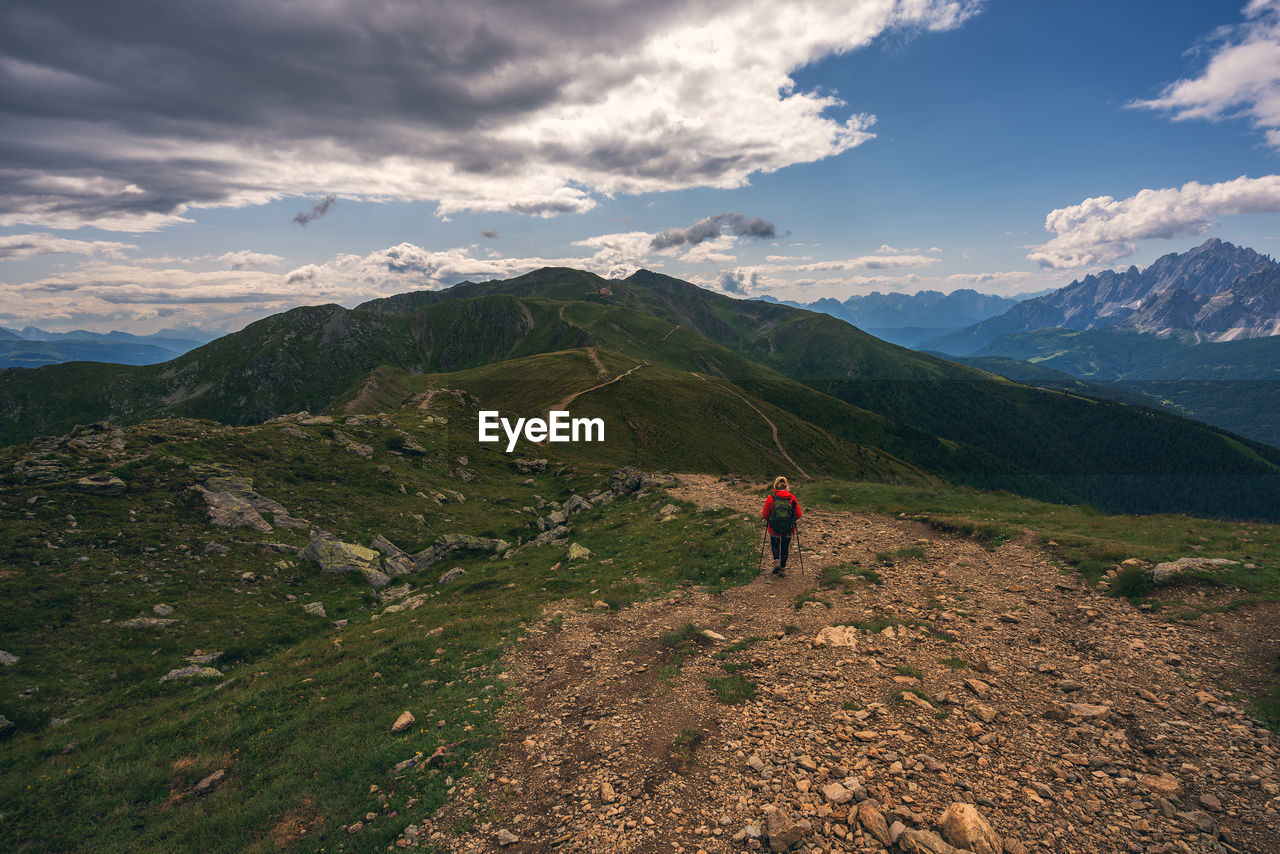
[769, 492, 797, 534]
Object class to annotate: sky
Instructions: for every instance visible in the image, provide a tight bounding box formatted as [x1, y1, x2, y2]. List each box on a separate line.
[3, 0, 1280, 334]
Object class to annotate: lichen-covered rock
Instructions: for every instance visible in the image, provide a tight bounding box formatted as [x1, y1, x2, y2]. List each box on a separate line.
[513, 458, 548, 474]
[0, 650, 18, 666]
[567, 543, 592, 561]
[160, 665, 223, 682]
[370, 534, 415, 576]
[195, 486, 272, 532]
[74, 473, 126, 495]
[300, 537, 390, 587]
[1151, 557, 1239, 583]
[302, 602, 327, 617]
[412, 534, 510, 569]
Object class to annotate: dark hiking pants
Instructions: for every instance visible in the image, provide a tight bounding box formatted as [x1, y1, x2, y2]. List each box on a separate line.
[770, 535, 791, 568]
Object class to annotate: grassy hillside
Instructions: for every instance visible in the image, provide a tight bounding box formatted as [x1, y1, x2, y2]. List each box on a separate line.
[3, 401, 1278, 852]
[968, 328, 1280, 448]
[5, 268, 1280, 519]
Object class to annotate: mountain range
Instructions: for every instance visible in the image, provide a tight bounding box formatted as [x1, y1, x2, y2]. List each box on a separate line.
[928, 238, 1277, 354]
[759, 289, 1026, 348]
[4, 266, 1280, 521]
[0, 326, 213, 369]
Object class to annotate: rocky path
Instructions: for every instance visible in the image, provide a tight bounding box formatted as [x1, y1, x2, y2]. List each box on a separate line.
[413, 475, 1280, 854]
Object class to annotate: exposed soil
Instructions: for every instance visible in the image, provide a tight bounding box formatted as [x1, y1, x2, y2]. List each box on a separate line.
[416, 474, 1280, 854]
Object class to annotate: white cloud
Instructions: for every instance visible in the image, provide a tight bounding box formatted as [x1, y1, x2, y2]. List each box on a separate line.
[1027, 174, 1280, 268]
[772, 252, 941, 272]
[0, 232, 138, 260]
[198, 250, 286, 269]
[1130, 0, 1280, 149]
[1, 0, 980, 230]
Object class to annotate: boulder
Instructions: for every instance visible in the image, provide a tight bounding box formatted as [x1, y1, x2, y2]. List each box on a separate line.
[1061, 702, 1111, 719]
[391, 710, 415, 733]
[302, 602, 327, 617]
[0, 714, 13, 734]
[762, 804, 809, 851]
[193, 768, 226, 795]
[300, 537, 391, 587]
[370, 534, 415, 576]
[821, 782, 851, 805]
[160, 665, 224, 682]
[123, 616, 178, 628]
[438, 567, 465, 586]
[0, 650, 18, 666]
[196, 486, 271, 532]
[563, 494, 593, 516]
[897, 828, 960, 854]
[1139, 773, 1182, 797]
[857, 801, 892, 846]
[412, 534, 510, 569]
[567, 543, 592, 561]
[513, 458, 548, 474]
[937, 802, 1002, 854]
[74, 473, 126, 496]
[1152, 557, 1239, 583]
[813, 625, 859, 649]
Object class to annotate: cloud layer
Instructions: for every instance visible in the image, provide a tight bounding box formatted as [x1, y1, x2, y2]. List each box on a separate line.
[1027, 174, 1280, 268]
[0, 0, 978, 231]
[1130, 0, 1280, 149]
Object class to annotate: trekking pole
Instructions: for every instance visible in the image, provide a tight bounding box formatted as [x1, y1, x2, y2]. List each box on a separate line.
[795, 526, 805, 576]
[759, 525, 768, 574]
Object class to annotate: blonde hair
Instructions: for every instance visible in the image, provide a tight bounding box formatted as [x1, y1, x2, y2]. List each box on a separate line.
[772, 476, 789, 492]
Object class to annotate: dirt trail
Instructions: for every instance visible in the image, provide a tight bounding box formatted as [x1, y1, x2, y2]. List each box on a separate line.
[692, 374, 810, 480]
[586, 347, 609, 380]
[418, 475, 1280, 854]
[551, 361, 648, 412]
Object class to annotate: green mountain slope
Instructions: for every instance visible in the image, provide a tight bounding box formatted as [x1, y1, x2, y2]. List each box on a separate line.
[969, 327, 1280, 448]
[5, 268, 1280, 519]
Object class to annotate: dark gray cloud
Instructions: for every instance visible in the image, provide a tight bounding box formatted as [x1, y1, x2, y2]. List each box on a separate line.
[0, 1, 973, 229]
[292, 195, 336, 225]
[480, 228, 500, 238]
[650, 213, 777, 251]
[718, 269, 759, 294]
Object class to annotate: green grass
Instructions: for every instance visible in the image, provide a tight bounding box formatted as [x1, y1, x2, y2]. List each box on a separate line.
[706, 674, 757, 704]
[793, 590, 832, 610]
[1109, 565, 1157, 600]
[713, 637, 763, 660]
[874, 546, 927, 565]
[0, 408, 761, 853]
[894, 664, 924, 680]
[669, 728, 705, 766]
[657, 623, 711, 681]
[940, 657, 971, 670]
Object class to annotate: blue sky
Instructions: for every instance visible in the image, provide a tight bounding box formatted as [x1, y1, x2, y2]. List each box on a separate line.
[2, 0, 1279, 333]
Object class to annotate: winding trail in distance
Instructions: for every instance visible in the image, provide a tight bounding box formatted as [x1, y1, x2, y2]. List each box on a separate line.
[691, 373, 810, 479]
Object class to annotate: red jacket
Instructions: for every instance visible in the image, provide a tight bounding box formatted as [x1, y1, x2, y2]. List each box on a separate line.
[762, 490, 801, 535]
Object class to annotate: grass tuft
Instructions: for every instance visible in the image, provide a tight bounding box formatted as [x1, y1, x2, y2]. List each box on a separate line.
[706, 674, 757, 704]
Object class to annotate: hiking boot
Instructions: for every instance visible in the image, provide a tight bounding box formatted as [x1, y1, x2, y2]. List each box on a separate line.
[776, 568, 786, 578]
[772, 560, 781, 575]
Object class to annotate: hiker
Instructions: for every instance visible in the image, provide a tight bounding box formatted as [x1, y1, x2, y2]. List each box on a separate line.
[762, 475, 801, 577]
